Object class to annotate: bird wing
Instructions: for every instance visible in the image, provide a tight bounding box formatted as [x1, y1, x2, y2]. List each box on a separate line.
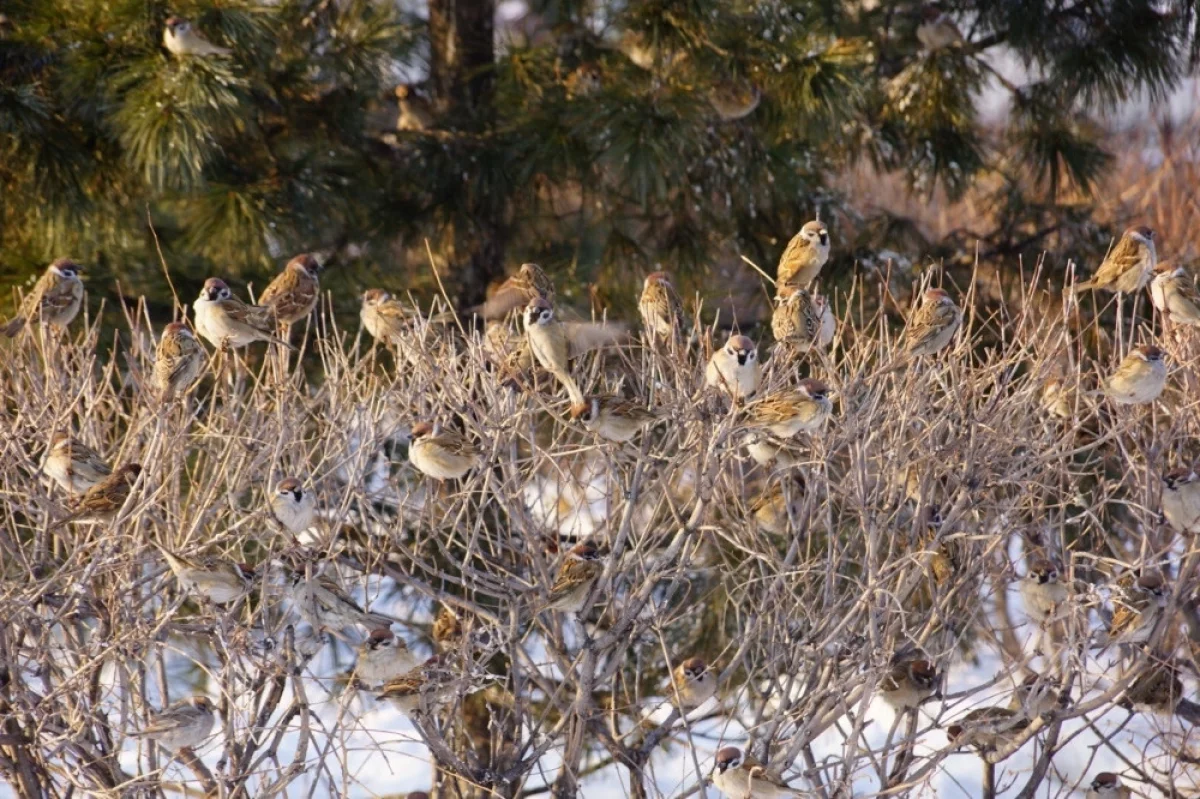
[550, 558, 601, 597]
[566, 321, 628, 358]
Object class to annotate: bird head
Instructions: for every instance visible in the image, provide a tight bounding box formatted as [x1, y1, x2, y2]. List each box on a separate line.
[49, 258, 83, 280]
[525, 297, 555, 328]
[200, 278, 232, 302]
[725, 334, 757, 366]
[797, 377, 829, 402]
[289, 253, 321, 277]
[714, 747, 742, 773]
[276, 477, 305, 504]
[801, 220, 829, 249]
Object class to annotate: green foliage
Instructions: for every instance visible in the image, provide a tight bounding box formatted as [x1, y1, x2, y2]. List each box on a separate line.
[0, 0, 1194, 326]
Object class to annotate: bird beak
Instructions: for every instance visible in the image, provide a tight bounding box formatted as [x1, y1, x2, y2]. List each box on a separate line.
[819, 232, 828, 246]
[736, 352, 747, 365]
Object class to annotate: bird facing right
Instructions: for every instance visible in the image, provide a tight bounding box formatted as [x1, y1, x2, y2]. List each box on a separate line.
[163, 16, 231, 57]
[1103, 345, 1166, 405]
[1161, 467, 1200, 535]
[904, 288, 962, 357]
[776, 221, 830, 289]
[2, 258, 85, 337]
[571, 396, 658, 443]
[1019, 557, 1069, 623]
[706, 334, 761, 399]
[546, 542, 604, 614]
[1076, 226, 1157, 293]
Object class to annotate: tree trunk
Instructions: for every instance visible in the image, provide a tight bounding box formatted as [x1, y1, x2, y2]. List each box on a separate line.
[427, 0, 506, 310]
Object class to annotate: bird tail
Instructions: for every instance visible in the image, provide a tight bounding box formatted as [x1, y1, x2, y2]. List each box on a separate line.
[2, 317, 24, 337]
[1072, 280, 1097, 293]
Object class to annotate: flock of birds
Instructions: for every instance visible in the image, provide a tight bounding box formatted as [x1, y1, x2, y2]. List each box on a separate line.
[4, 213, 1193, 798]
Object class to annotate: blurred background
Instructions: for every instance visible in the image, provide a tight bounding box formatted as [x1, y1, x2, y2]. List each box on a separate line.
[2, 0, 1199, 331]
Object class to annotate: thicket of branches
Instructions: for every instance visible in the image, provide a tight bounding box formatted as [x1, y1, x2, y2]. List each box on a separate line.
[2, 256, 1200, 798]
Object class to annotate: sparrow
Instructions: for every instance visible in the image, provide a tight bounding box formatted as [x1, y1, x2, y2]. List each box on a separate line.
[1150, 264, 1200, 326]
[471, 263, 555, 321]
[154, 543, 253, 605]
[270, 477, 316, 535]
[1103, 345, 1167, 405]
[2, 258, 85, 337]
[776, 221, 830, 289]
[707, 79, 762, 122]
[945, 706, 1029, 751]
[1076, 226, 1157, 293]
[904, 288, 962, 357]
[1124, 662, 1182, 714]
[1009, 673, 1068, 717]
[712, 747, 803, 799]
[523, 298, 583, 401]
[743, 433, 806, 469]
[751, 480, 803, 536]
[706, 334, 762, 399]
[1019, 556, 1069, 623]
[638, 271, 685, 339]
[163, 16, 231, 57]
[1161, 467, 1200, 535]
[43, 432, 111, 494]
[288, 570, 395, 633]
[1040, 376, 1076, 420]
[153, 322, 205, 401]
[916, 3, 964, 50]
[258, 254, 321, 327]
[360, 289, 416, 357]
[57, 463, 143, 525]
[132, 696, 216, 752]
[395, 84, 435, 131]
[355, 628, 419, 687]
[879, 657, 939, 711]
[546, 542, 604, 614]
[376, 656, 458, 715]
[771, 286, 834, 352]
[565, 63, 603, 99]
[408, 422, 481, 480]
[1086, 772, 1133, 799]
[432, 605, 465, 651]
[193, 278, 293, 350]
[670, 657, 717, 710]
[1105, 571, 1169, 647]
[570, 396, 658, 443]
[743, 380, 832, 437]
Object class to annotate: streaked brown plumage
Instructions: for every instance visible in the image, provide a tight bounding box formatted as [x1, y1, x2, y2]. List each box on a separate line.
[153, 322, 205, 401]
[638, 271, 684, 339]
[132, 696, 216, 752]
[546, 542, 603, 613]
[44, 432, 112, 494]
[743, 379, 832, 437]
[2, 259, 85, 337]
[945, 706, 1029, 751]
[470, 263, 555, 321]
[1076, 226, 1157, 293]
[880, 657, 939, 710]
[154, 543, 253, 605]
[57, 463, 143, 525]
[408, 422, 481, 480]
[258, 254, 321, 326]
[570, 396, 658, 443]
[904, 288, 962, 357]
[1103, 345, 1166, 405]
[771, 285, 833, 352]
[193, 278, 293, 349]
[776, 221, 830, 288]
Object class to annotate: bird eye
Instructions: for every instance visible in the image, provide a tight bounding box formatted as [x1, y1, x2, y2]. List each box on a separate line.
[747, 351, 757, 360]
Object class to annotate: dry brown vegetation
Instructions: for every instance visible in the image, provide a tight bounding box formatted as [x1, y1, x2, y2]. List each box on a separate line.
[3, 246, 1200, 799]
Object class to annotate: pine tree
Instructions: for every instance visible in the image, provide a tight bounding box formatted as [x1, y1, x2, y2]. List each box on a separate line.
[0, 0, 1193, 324]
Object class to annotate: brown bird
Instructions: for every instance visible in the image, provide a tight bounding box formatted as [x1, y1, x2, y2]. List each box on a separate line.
[638, 271, 685, 339]
[546, 542, 604, 614]
[395, 84, 435, 131]
[56, 463, 143, 526]
[880, 656, 939, 711]
[945, 706, 1030, 752]
[565, 63, 603, 99]
[355, 628, 419, 686]
[743, 380, 832, 437]
[153, 322, 206, 401]
[408, 422, 481, 480]
[571, 396, 659, 443]
[360, 289, 417, 360]
[1103, 345, 1167, 405]
[1076, 226, 1157, 293]
[1009, 673, 1068, 717]
[1161, 467, 1200, 535]
[1151, 264, 1200, 326]
[776, 221, 830, 288]
[154, 543, 253, 605]
[432, 605, 465, 651]
[132, 696, 216, 752]
[258, 254, 321, 327]
[916, 3, 964, 50]
[43, 433, 112, 494]
[193, 278, 293, 350]
[2, 258, 85, 337]
[470, 263, 555, 321]
[1020, 556, 1069, 623]
[771, 285, 834, 352]
[669, 656, 717, 709]
[751, 480, 804, 536]
[712, 747, 803, 799]
[904, 288, 962, 357]
[377, 655, 458, 714]
[1105, 571, 1169, 647]
[1124, 661, 1182, 714]
[707, 79, 762, 122]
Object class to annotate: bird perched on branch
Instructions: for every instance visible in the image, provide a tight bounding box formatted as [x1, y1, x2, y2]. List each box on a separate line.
[258, 254, 321, 327]
[880, 656, 940, 711]
[743, 380, 832, 437]
[153, 322, 205, 401]
[545, 542, 604, 614]
[751, 480, 804, 536]
[1009, 673, 1068, 717]
[571, 396, 659, 443]
[2, 258, 84, 337]
[638, 271, 685, 340]
[193, 279, 293, 350]
[377, 656, 459, 715]
[1150, 263, 1200, 326]
[55, 463, 143, 526]
[286, 570, 396, 633]
[904, 288, 962, 357]
[776, 221, 830, 289]
[1020, 557, 1069, 623]
[1103, 345, 1166, 405]
[132, 696, 216, 752]
[524, 298, 625, 404]
[945, 706, 1029, 752]
[1103, 571, 1169, 647]
[712, 747, 804, 799]
[706, 334, 761, 400]
[270, 477, 316, 535]
[395, 85, 435, 132]
[1086, 772, 1133, 799]
[163, 16, 231, 57]
[1161, 467, 1200, 535]
[44, 433, 111, 494]
[470, 263, 555, 321]
[408, 422, 481, 480]
[1075, 226, 1157, 293]
[355, 628, 419, 687]
[154, 543, 253, 605]
[771, 286, 833, 353]
[670, 657, 717, 710]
